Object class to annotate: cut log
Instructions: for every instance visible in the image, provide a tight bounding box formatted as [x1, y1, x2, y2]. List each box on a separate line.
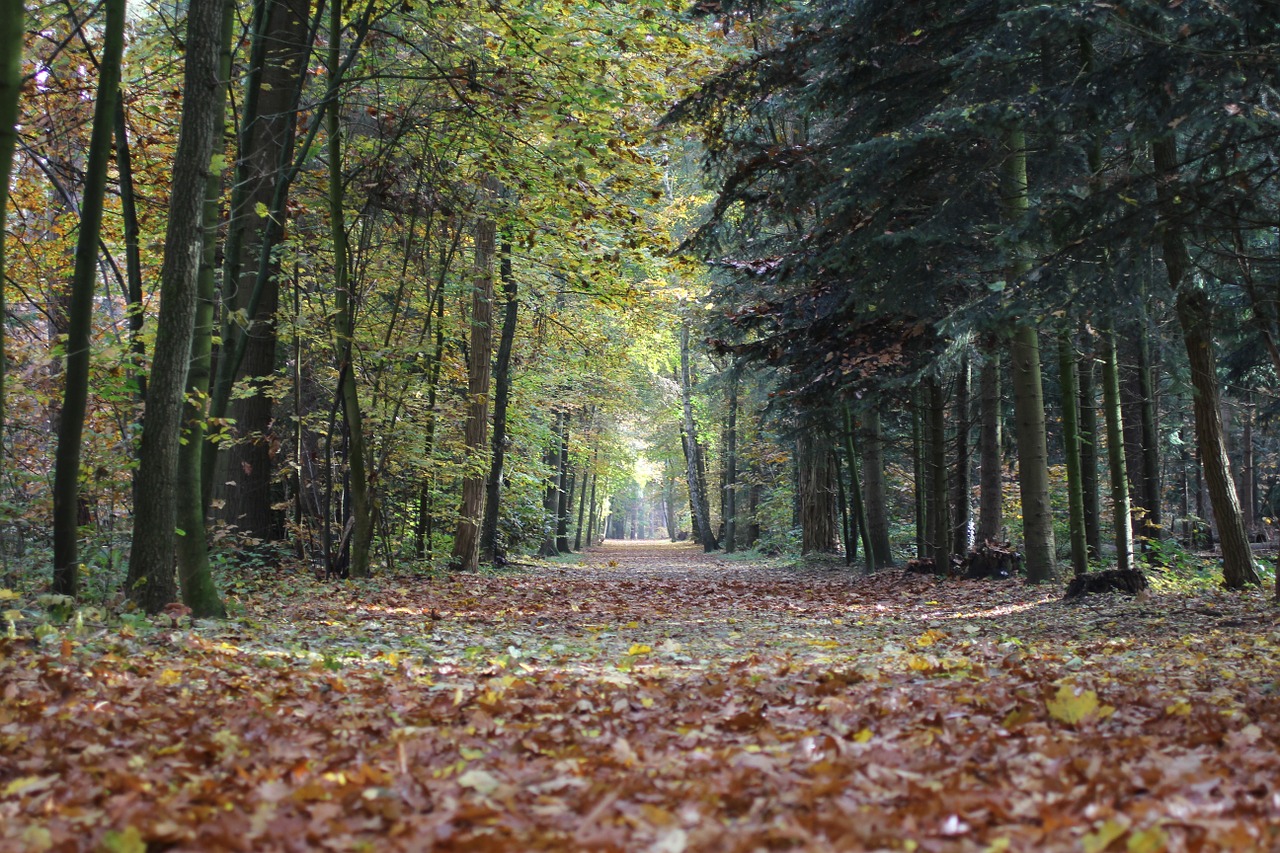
[961, 541, 1022, 579]
[1063, 568, 1148, 600]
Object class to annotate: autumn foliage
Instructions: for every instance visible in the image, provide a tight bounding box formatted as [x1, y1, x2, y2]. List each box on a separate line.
[3, 542, 1278, 851]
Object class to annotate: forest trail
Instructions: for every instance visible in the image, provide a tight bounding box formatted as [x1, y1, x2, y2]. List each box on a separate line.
[3, 552, 1279, 851]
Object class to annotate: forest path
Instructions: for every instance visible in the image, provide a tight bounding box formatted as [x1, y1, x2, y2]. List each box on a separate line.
[3, 549, 1278, 851]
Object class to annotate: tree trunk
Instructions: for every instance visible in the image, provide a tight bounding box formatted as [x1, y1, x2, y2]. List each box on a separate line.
[1003, 127, 1057, 582]
[1077, 346, 1102, 560]
[951, 352, 972, 556]
[585, 470, 599, 548]
[1154, 135, 1259, 588]
[1102, 333, 1134, 571]
[479, 240, 517, 565]
[1136, 323, 1162, 542]
[724, 364, 739, 553]
[861, 405, 893, 567]
[1058, 332, 1088, 577]
[215, 0, 311, 539]
[679, 323, 717, 550]
[976, 352, 1003, 544]
[798, 433, 838, 554]
[451, 177, 499, 570]
[843, 404, 872, 569]
[129, 0, 227, 613]
[176, 0, 235, 617]
[52, 0, 125, 598]
[328, 11, 375, 578]
[1240, 397, 1255, 532]
[538, 413, 562, 557]
[912, 392, 927, 558]
[926, 377, 950, 568]
[0, 0, 23, 456]
[574, 448, 593, 551]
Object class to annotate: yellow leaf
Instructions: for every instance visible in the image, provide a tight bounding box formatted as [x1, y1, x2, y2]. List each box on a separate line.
[1126, 826, 1169, 853]
[1047, 683, 1100, 725]
[4, 775, 57, 797]
[626, 644, 652, 656]
[460, 746, 485, 760]
[1165, 701, 1191, 716]
[853, 728, 873, 743]
[156, 669, 182, 687]
[100, 826, 147, 853]
[0, 588, 19, 600]
[1083, 819, 1129, 853]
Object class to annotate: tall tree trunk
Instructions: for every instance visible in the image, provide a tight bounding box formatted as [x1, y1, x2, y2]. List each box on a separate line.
[1058, 332, 1088, 577]
[1136, 322, 1162, 543]
[1154, 135, 1259, 588]
[843, 404, 872, 569]
[114, 101, 147, 404]
[176, 0, 235, 617]
[926, 377, 950, 568]
[574, 448, 593, 551]
[1240, 397, 1255, 532]
[723, 364, 739, 553]
[912, 392, 927, 558]
[479, 240, 517, 565]
[538, 413, 561, 557]
[0, 0, 23, 457]
[679, 324, 717, 550]
[834, 450, 853, 564]
[951, 352, 972, 556]
[1077, 347, 1102, 560]
[798, 433, 838, 554]
[450, 176, 499, 570]
[1102, 333, 1134, 571]
[976, 352, 1003, 544]
[585, 470, 599, 548]
[1003, 127, 1057, 582]
[129, 0, 227, 612]
[214, 0, 311, 538]
[414, 280, 447, 560]
[861, 405, 893, 567]
[52, 0, 126, 598]
[556, 426, 573, 553]
[328, 12, 374, 578]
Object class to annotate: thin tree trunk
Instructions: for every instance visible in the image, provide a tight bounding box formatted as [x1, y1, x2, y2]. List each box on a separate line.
[129, 0, 227, 612]
[1059, 332, 1088, 577]
[724, 364, 739, 553]
[328, 11, 375, 578]
[479, 240, 517, 565]
[52, 0, 126, 598]
[834, 449, 853, 564]
[798, 433, 838, 554]
[1077, 347, 1102, 560]
[538, 413, 561, 557]
[1154, 135, 1258, 588]
[0, 0, 23, 456]
[951, 352, 972, 556]
[976, 352, 1003, 544]
[927, 377, 949, 568]
[861, 405, 893, 567]
[574, 449, 592, 551]
[114, 100, 147, 404]
[585, 470, 599, 547]
[679, 324, 717, 550]
[1136, 322, 1162, 542]
[1003, 127, 1057, 582]
[1102, 332, 1134, 571]
[1240, 397, 1255, 532]
[912, 392, 926, 558]
[843, 404, 872, 569]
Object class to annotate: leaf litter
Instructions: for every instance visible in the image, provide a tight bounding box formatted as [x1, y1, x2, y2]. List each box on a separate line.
[2, 540, 1278, 851]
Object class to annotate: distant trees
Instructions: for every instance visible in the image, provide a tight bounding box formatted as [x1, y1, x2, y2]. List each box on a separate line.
[674, 0, 1280, 587]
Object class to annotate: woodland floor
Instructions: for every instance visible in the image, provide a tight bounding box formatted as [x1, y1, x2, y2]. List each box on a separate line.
[2, 542, 1279, 852]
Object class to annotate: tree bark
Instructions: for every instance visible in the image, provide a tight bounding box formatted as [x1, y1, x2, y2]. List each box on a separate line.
[926, 377, 950, 568]
[951, 352, 972, 556]
[328, 10, 375, 578]
[843, 404, 872, 568]
[861, 405, 893, 567]
[679, 323, 717, 550]
[798, 433, 838, 554]
[1058, 332, 1088, 577]
[479, 240, 517, 565]
[1077, 347, 1102, 560]
[52, 0, 126, 598]
[724, 364, 739, 553]
[176, 0, 235, 617]
[0, 0, 23, 457]
[129, 0, 227, 612]
[215, 0, 311, 539]
[1154, 135, 1259, 588]
[912, 392, 927, 558]
[1003, 126, 1057, 582]
[1102, 333, 1133, 571]
[450, 176, 499, 570]
[976, 352, 1003, 544]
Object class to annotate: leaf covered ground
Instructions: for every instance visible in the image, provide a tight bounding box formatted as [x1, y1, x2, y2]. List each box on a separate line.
[3, 541, 1279, 852]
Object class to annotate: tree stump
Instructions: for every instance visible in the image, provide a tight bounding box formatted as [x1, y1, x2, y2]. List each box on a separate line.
[960, 542, 1022, 579]
[1063, 568, 1148, 599]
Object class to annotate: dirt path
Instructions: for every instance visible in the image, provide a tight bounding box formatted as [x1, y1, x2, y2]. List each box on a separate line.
[2, 542, 1278, 851]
